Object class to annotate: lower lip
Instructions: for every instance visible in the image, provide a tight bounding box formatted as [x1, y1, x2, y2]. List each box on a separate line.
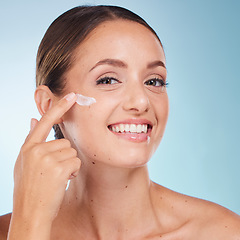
[109, 130, 151, 143]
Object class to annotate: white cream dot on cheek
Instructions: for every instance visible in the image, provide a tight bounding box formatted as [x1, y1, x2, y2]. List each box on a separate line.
[75, 93, 96, 106]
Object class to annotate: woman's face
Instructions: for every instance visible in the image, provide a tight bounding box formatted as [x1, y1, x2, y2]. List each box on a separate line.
[61, 20, 169, 168]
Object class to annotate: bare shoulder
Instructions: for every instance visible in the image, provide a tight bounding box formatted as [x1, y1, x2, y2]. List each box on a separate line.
[194, 201, 240, 240]
[151, 182, 240, 239]
[0, 213, 12, 240]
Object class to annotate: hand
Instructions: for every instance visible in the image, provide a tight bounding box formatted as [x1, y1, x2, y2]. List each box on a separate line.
[12, 92, 81, 227]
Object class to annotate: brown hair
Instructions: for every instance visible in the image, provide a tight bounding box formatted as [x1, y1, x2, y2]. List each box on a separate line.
[36, 5, 163, 139]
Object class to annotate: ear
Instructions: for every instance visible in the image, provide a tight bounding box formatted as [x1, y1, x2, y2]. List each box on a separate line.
[34, 85, 56, 116]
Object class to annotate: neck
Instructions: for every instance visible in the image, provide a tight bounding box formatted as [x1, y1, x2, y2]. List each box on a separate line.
[57, 161, 160, 239]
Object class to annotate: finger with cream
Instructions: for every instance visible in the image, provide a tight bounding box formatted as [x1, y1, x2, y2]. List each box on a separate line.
[66, 93, 95, 191]
[76, 94, 96, 106]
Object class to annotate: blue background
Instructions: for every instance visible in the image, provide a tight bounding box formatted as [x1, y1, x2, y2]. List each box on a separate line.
[0, 0, 239, 215]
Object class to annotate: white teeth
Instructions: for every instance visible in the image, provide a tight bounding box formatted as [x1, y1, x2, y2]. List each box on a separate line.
[143, 125, 147, 133]
[130, 124, 137, 133]
[119, 124, 124, 133]
[125, 124, 130, 132]
[110, 124, 149, 133]
[136, 124, 142, 133]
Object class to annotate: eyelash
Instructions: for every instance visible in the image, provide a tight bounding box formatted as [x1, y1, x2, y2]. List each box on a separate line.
[96, 76, 119, 85]
[144, 78, 168, 87]
[96, 76, 168, 88]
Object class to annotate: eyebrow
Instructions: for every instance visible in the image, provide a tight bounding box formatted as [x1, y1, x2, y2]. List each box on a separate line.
[89, 59, 127, 72]
[89, 58, 166, 72]
[147, 60, 166, 69]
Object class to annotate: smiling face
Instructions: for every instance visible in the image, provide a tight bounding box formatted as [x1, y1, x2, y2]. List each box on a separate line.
[60, 19, 169, 168]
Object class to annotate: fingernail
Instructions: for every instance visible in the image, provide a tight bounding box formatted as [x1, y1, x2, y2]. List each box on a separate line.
[64, 92, 75, 101]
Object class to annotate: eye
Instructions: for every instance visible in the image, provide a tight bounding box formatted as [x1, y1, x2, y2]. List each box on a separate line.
[145, 78, 167, 87]
[96, 76, 120, 85]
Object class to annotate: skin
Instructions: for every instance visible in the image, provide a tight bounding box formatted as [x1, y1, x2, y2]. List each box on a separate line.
[1, 20, 240, 240]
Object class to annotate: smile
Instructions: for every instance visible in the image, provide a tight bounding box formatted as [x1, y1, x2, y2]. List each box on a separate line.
[109, 124, 149, 134]
[108, 120, 153, 142]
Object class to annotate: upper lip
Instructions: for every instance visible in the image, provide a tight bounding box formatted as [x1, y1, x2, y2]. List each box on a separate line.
[108, 118, 153, 128]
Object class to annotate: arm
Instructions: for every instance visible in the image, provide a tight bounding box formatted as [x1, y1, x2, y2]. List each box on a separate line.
[0, 214, 11, 240]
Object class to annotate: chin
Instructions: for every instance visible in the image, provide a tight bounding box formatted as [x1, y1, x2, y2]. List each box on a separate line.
[80, 148, 150, 169]
[104, 151, 152, 169]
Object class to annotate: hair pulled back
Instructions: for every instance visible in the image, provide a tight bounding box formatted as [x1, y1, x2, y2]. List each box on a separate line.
[36, 5, 162, 139]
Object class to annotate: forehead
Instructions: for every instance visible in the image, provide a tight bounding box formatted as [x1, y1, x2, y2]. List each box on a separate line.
[74, 19, 165, 66]
[85, 19, 160, 42]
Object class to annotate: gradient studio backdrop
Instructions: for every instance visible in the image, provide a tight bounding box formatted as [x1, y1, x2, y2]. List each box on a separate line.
[0, 0, 239, 215]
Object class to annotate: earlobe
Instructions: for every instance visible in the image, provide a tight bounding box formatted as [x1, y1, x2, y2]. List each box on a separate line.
[34, 85, 55, 116]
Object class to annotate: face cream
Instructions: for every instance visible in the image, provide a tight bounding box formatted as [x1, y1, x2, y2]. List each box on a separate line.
[76, 94, 96, 106]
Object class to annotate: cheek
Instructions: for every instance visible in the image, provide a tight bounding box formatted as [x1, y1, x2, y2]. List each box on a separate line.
[65, 105, 102, 138]
[61, 101, 113, 156]
[162, 97, 169, 123]
[61, 105, 93, 140]
[151, 95, 169, 146]
[157, 94, 169, 123]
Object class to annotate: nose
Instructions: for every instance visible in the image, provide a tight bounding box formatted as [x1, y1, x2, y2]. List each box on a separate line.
[122, 81, 150, 114]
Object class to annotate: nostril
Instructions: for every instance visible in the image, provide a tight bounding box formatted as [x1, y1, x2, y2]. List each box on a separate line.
[129, 107, 140, 111]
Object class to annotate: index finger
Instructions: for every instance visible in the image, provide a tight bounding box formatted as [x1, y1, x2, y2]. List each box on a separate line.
[27, 92, 77, 143]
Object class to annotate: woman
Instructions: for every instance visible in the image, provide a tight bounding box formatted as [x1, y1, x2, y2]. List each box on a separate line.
[0, 5, 239, 240]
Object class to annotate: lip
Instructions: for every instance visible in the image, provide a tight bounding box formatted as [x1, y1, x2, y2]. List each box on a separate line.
[109, 118, 153, 127]
[107, 118, 153, 143]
